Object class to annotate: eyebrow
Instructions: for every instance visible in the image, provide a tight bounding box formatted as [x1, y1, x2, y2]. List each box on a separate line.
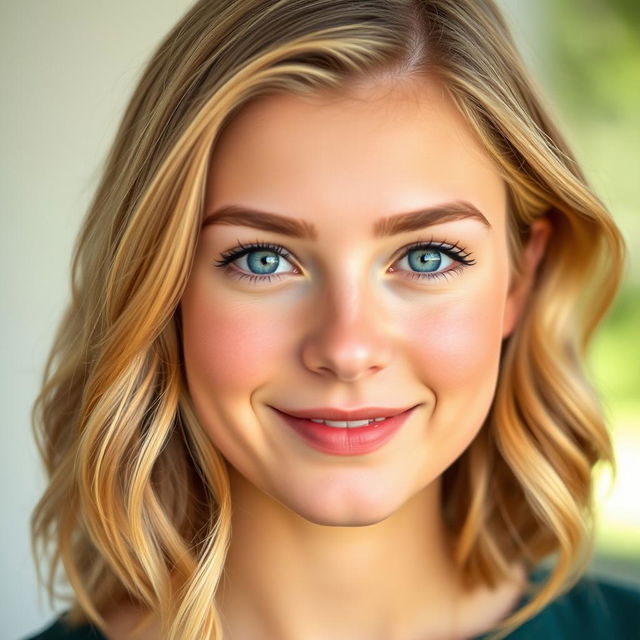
[201, 200, 492, 239]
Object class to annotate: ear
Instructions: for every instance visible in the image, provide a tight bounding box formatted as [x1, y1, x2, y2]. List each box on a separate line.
[502, 217, 551, 339]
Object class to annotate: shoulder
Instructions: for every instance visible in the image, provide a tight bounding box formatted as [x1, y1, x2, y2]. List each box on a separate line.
[509, 569, 640, 639]
[21, 614, 106, 640]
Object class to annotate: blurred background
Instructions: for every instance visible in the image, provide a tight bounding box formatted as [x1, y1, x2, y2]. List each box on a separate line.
[504, 0, 640, 584]
[1, 0, 638, 638]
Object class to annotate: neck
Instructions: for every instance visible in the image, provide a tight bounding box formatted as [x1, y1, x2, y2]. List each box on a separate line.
[216, 465, 466, 640]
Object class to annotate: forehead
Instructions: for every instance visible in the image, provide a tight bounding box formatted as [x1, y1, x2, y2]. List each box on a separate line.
[205, 75, 506, 234]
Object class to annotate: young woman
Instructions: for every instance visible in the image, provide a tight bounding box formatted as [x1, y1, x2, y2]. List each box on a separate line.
[25, 1, 640, 639]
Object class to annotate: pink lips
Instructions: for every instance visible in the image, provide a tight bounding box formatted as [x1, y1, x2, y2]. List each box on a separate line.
[272, 405, 418, 456]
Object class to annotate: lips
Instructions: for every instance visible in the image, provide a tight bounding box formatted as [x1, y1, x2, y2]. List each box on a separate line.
[272, 405, 418, 456]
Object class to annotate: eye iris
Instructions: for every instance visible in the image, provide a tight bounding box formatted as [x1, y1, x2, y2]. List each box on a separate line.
[247, 250, 280, 274]
[408, 249, 441, 273]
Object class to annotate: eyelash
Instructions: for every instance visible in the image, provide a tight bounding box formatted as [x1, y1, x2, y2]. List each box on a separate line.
[213, 237, 476, 285]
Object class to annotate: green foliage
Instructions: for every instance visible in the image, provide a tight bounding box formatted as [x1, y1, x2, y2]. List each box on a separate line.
[537, 1, 640, 565]
[547, 0, 640, 123]
[589, 284, 640, 405]
[541, 0, 640, 406]
[544, 0, 640, 287]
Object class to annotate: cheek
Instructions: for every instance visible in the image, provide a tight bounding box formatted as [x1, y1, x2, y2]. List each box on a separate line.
[403, 276, 509, 452]
[179, 275, 291, 466]
[407, 288, 505, 384]
[403, 247, 511, 389]
[180, 276, 289, 396]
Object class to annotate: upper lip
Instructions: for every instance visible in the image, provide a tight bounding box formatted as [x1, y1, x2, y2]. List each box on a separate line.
[272, 405, 418, 421]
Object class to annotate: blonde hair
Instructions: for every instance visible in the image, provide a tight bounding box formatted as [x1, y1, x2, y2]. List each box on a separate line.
[30, 1, 625, 638]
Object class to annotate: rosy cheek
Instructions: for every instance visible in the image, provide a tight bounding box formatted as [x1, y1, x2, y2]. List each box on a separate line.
[181, 278, 287, 395]
[404, 284, 507, 389]
[396, 281, 508, 466]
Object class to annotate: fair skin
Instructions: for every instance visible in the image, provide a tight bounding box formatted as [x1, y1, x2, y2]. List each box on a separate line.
[103, 75, 549, 640]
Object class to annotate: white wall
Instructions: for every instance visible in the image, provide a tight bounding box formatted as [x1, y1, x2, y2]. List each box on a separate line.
[0, 2, 541, 638]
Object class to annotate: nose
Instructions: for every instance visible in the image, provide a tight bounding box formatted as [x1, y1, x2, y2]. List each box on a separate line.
[300, 276, 394, 382]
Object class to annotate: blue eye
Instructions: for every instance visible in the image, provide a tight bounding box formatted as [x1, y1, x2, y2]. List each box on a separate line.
[214, 241, 298, 284]
[214, 239, 475, 285]
[397, 246, 452, 274]
[389, 240, 476, 282]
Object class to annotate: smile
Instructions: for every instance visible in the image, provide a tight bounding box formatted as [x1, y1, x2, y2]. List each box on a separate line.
[309, 417, 388, 428]
[271, 406, 418, 456]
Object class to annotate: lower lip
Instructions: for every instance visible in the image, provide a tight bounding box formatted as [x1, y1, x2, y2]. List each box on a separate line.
[273, 406, 417, 456]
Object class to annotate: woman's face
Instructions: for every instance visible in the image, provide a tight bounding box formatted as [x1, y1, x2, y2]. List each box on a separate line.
[180, 76, 530, 526]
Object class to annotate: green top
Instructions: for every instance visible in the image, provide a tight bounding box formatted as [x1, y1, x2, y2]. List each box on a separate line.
[22, 568, 640, 639]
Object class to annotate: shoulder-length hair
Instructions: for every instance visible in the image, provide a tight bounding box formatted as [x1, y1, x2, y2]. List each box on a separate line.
[31, 1, 625, 638]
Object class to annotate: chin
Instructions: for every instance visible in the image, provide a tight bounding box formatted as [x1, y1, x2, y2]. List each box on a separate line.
[274, 483, 407, 528]
[292, 504, 397, 528]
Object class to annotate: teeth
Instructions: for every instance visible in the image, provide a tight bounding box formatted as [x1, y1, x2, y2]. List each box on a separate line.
[309, 417, 388, 428]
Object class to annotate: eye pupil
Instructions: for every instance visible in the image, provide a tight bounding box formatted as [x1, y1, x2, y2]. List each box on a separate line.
[248, 251, 280, 274]
[409, 249, 441, 273]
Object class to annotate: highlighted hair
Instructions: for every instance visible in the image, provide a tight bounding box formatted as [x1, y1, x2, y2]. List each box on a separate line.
[31, 1, 624, 638]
